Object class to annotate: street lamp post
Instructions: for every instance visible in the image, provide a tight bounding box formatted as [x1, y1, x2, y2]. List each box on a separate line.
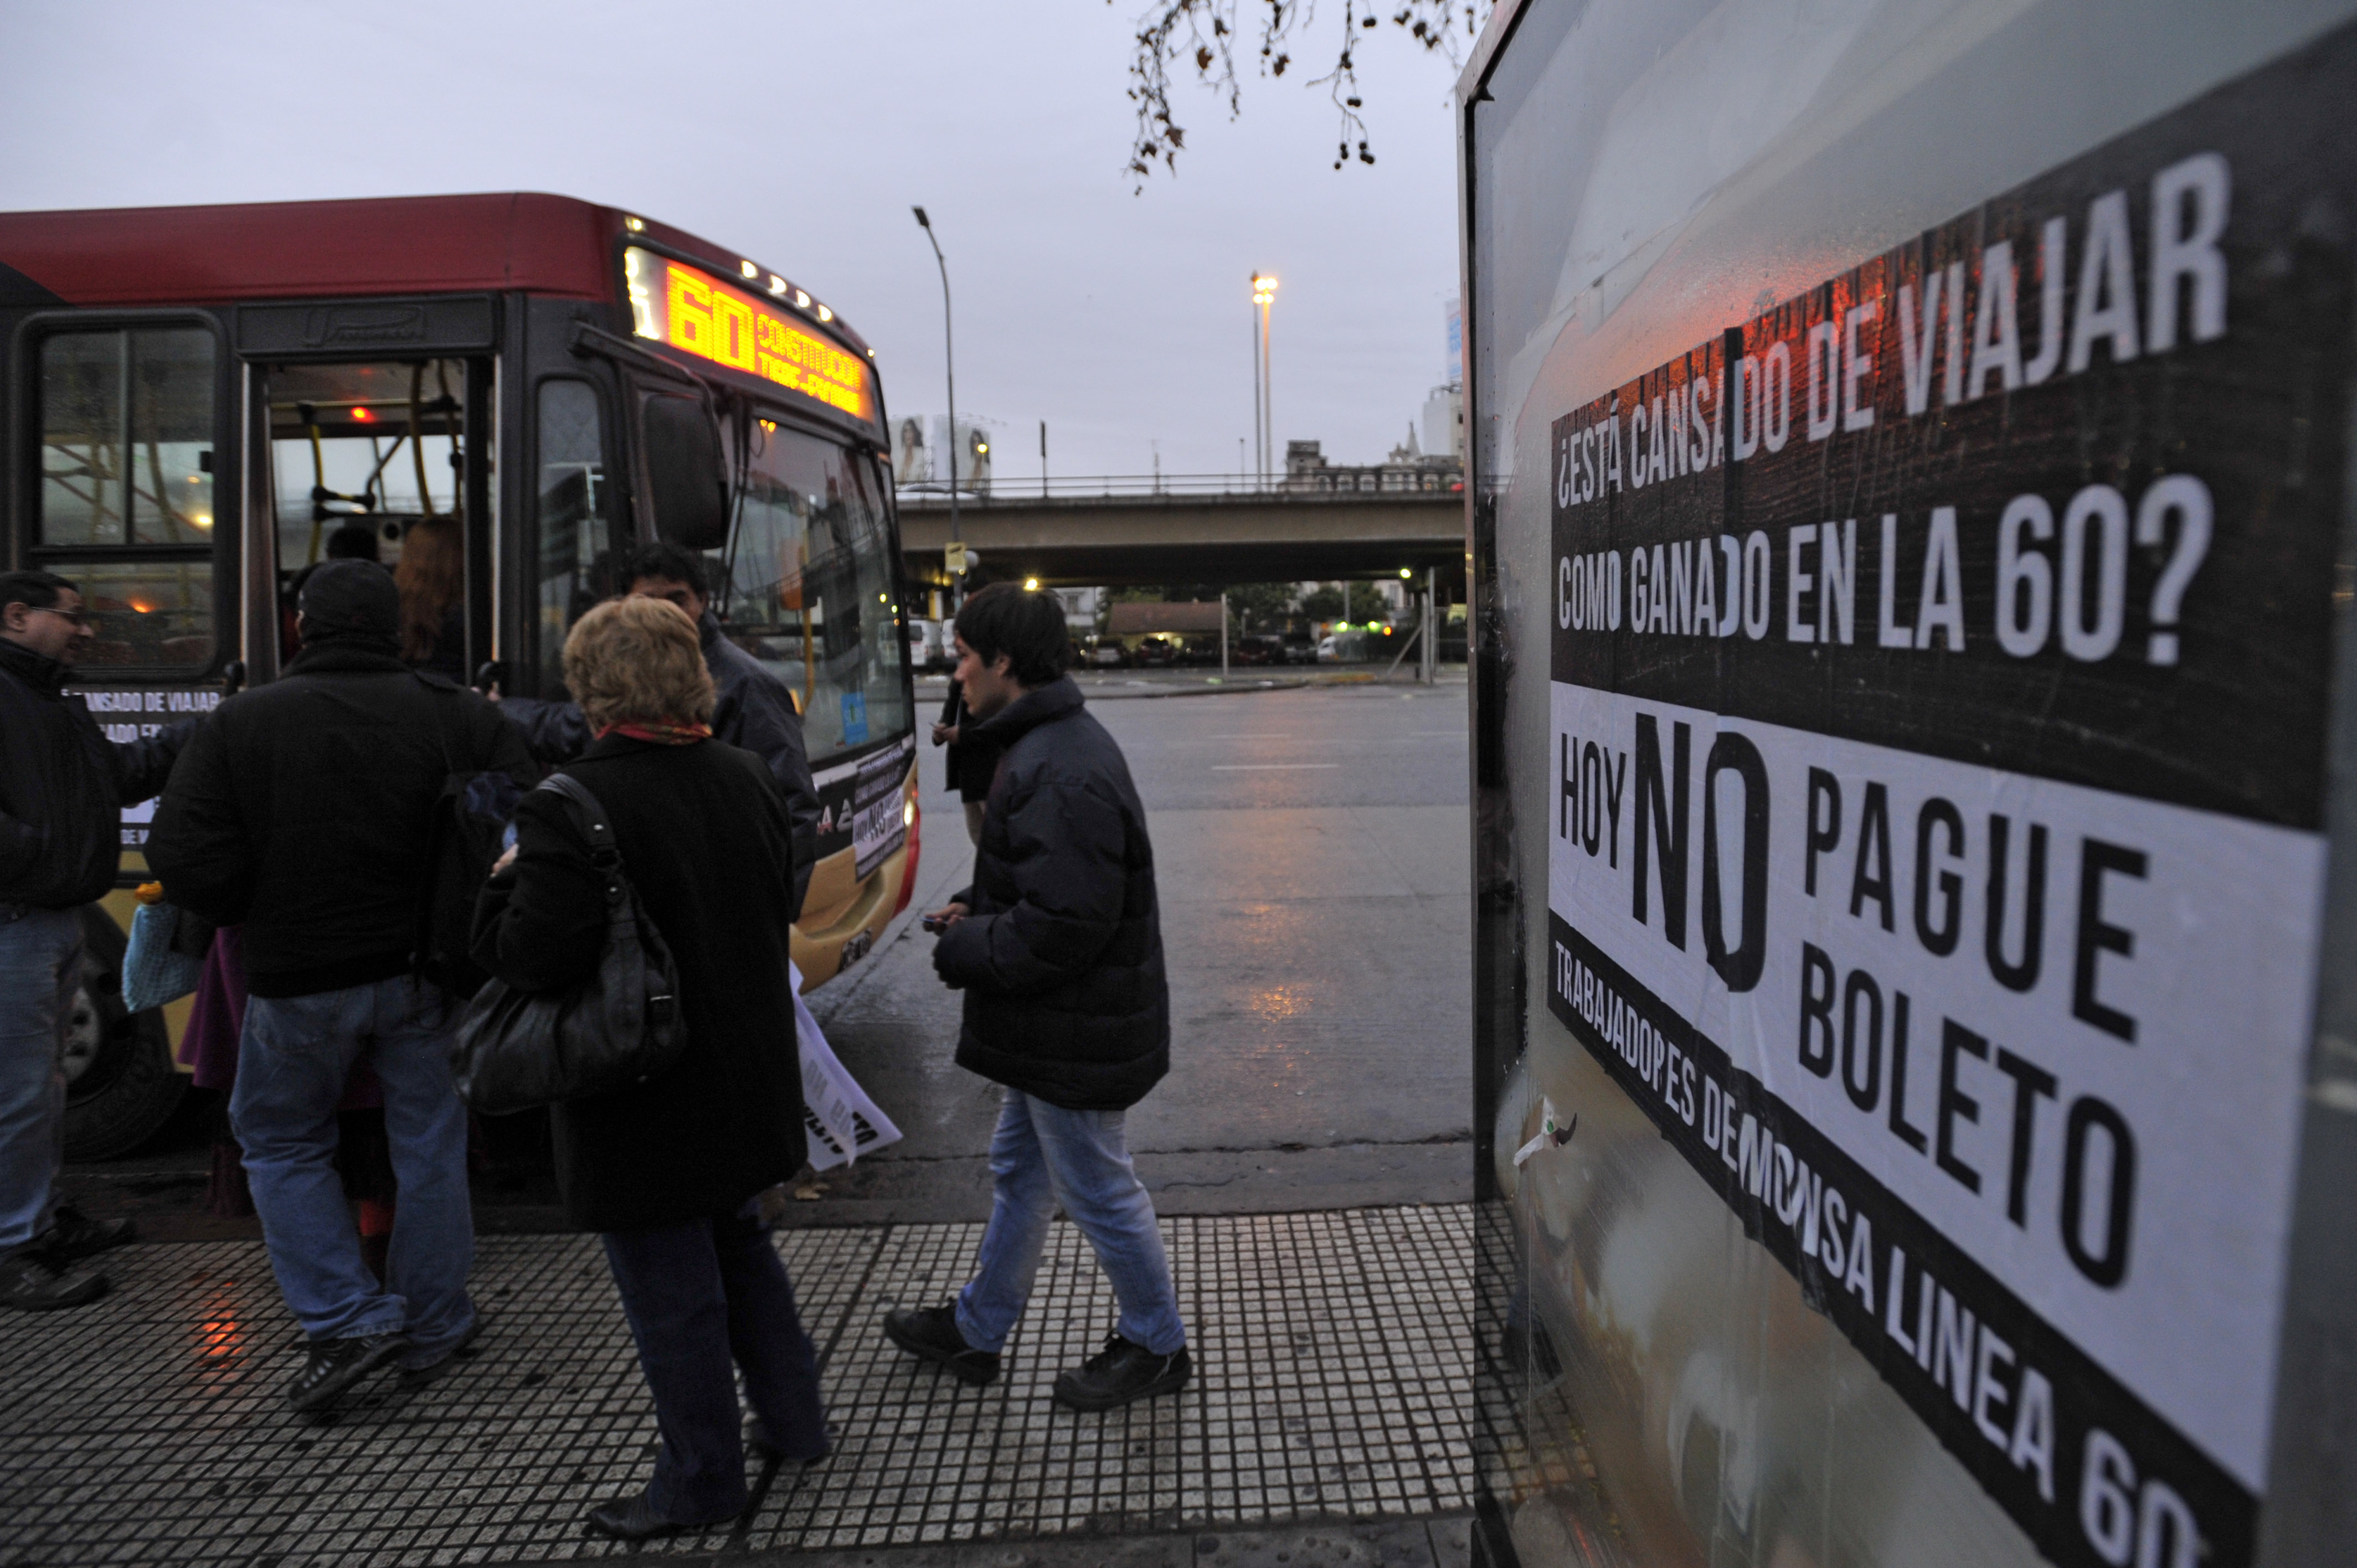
[913, 206, 959, 595]
[1251, 273, 1278, 485]
[1250, 276, 1263, 484]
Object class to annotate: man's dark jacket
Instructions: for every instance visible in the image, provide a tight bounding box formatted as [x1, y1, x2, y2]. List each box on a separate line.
[0, 638, 187, 909]
[147, 639, 536, 998]
[932, 676, 1168, 1110]
[472, 736, 804, 1231]
[505, 610, 821, 913]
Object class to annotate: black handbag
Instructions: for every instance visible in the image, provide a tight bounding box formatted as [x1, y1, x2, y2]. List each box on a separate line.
[450, 773, 687, 1115]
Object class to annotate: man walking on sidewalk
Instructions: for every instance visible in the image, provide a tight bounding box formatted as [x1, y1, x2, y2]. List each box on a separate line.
[882, 584, 1189, 1411]
[0, 571, 187, 1312]
[149, 562, 536, 1412]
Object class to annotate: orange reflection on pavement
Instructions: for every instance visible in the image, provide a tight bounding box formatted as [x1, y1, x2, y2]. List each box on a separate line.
[1247, 985, 1312, 1023]
[189, 1294, 249, 1393]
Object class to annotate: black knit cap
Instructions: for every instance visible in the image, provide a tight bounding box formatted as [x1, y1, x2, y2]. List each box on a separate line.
[296, 559, 399, 642]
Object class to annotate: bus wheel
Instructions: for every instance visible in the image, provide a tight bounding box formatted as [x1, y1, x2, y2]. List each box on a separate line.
[62, 904, 187, 1161]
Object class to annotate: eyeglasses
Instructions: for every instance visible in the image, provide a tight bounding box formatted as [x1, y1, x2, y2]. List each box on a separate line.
[28, 606, 93, 627]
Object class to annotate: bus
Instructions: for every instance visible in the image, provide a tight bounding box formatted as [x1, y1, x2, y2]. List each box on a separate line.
[1, 194, 922, 1159]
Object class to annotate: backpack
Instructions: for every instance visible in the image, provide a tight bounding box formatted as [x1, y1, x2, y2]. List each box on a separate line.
[413, 677, 525, 998]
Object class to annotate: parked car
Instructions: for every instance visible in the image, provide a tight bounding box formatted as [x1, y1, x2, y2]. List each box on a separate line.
[1087, 638, 1128, 669]
[908, 618, 947, 672]
[1318, 631, 1371, 664]
[1236, 635, 1284, 666]
[1282, 632, 1318, 666]
[1134, 634, 1185, 668]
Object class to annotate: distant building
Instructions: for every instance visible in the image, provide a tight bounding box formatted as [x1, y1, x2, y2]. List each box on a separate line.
[1282, 439, 1460, 495]
[1050, 586, 1102, 634]
[1422, 383, 1464, 466]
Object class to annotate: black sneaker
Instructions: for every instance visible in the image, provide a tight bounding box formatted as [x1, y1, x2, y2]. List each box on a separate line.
[0, 1248, 109, 1312]
[286, 1332, 410, 1412]
[585, 1490, 736, 1540]
[882, 1304, 1001, 1385]
[1052, 1335, 1191, 1411]
[396, 1315, 482, 1388]
[38, 1204, 136, 1263]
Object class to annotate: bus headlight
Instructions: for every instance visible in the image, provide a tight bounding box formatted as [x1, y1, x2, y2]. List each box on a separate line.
[903, 798, 916, 828]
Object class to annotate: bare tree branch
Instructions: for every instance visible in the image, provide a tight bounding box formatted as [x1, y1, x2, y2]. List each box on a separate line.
[1116, 1, 1490, 187]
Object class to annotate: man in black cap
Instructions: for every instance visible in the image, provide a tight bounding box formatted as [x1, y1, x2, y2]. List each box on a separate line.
[149, 561, 535, 1414]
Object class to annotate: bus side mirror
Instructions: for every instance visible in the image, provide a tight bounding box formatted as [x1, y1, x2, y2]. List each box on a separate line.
[642, 395, 728, 549]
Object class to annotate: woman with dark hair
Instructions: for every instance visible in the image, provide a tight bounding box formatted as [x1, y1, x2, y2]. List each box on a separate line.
[394, 517, 465, 680]
[472, 595, 825, 1539]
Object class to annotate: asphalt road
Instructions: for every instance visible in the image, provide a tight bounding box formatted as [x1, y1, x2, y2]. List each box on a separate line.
[793, 676, 1473, 1223]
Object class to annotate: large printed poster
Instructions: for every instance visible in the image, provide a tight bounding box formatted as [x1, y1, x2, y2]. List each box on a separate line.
[1543, 28, 2355, 1568]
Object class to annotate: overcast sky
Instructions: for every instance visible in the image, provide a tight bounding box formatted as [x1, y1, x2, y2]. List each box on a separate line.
[2, 2, 1463, 479]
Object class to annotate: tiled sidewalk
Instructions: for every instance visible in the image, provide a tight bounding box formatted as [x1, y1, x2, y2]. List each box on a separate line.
[1, 1206, 1470, 1566]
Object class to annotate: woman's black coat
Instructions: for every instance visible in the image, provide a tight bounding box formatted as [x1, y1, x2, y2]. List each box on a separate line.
[471, 734, 805, 1232]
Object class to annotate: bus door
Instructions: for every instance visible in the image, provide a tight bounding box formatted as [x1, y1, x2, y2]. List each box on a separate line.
[235, 298, 498, 682]
[23, 312, 231, 1158]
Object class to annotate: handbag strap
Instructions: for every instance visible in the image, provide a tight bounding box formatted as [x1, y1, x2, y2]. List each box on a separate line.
[537, 772, 621, 871]
[414, 672, 472, 778]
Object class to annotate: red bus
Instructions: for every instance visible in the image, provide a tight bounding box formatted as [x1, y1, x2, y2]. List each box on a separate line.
[1, 194, 922, 1157]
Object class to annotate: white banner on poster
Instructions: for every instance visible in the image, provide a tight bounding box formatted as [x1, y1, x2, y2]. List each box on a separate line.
[1546, 680, 2324, 1493]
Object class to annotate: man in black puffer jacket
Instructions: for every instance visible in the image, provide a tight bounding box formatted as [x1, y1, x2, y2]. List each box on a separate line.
[881, 584, 1188, 1412]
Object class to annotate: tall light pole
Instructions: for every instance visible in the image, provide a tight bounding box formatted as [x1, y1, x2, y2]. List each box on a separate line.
[1250, 275, 1263, 484]
[913, 206, 959, 589]
[1253, 272, 1278, 484]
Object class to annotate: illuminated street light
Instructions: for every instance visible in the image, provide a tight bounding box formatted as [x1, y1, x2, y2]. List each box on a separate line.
[1024, 577, 1042, 591]
[1250, 272, 1278, 485]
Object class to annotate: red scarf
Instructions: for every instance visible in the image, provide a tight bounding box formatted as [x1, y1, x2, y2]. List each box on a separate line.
[596, 720, 712, 745]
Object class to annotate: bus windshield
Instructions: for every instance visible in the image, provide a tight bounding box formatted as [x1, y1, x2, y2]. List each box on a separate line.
[714, 419, 908, 764]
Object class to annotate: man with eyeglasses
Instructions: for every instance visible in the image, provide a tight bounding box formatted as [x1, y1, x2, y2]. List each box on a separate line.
[0, 569, 188, 1312]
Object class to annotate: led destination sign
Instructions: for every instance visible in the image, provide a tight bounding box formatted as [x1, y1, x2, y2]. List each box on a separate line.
[625, 247, 873, 426]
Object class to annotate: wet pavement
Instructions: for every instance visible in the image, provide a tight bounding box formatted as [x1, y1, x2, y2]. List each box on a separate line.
[17, 678, 1475, 1564]
[806, 676, 1472, 1224]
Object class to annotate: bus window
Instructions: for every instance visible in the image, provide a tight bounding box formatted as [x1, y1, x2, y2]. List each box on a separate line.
[719, 421, 908, 762]
[264, 358, 470, 576]
[35, 326, 217, 669]
[535, 378, 616, 693]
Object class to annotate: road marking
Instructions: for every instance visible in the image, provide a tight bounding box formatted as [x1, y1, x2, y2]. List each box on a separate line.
[1212, 764, 1342, 771]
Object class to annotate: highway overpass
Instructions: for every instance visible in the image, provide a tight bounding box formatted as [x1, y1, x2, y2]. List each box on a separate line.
[896, 477, 1468, 590]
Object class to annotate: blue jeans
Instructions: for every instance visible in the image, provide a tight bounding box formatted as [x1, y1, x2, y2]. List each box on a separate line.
[955, 1087, 1187, 1356]
[230, 975, 474, 1357]
[0, 906, 83, 1254]
[602, 1206, 828, 1523]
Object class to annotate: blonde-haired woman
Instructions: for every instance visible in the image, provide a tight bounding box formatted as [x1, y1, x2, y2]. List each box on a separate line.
[472, 595, 824, 1539]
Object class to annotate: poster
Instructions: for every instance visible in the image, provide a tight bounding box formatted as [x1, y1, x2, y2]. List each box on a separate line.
[1542, 29, 2354, 1568]
[71, 686, 224, 847]
[810, 732, 914, 878]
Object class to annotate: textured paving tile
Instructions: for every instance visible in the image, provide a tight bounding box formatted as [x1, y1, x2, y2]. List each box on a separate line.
[0, 1208, 1469, 1565]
